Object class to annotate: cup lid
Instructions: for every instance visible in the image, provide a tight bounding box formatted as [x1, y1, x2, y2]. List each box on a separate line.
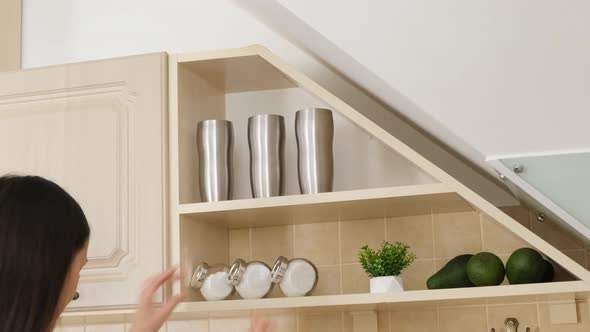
[190, 262, 210, 289]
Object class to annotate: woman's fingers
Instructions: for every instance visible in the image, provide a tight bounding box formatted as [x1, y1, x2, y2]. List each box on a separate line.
[139, 267, 180, 306]
[147, 267, 177, 292]
[129, 267, 185, 332]
[154, 294, 184, 323]
[142, 267, 177, 294]
[249, 315, 271, 332]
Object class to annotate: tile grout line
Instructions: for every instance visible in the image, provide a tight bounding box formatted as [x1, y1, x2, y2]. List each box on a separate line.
[291, 223, 296, 259]
[435, 306, 440, 331]
[248, 227, 253, 261]
[338, 217, 344, 295]
[430, 209, 436, 264]
[383, 215, 388, 243]
[535, 302, 541, 330]
[484, 302, 490, 332]
[387, 311, 392, 332]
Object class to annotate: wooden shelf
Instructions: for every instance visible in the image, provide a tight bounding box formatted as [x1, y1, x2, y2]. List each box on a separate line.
[61, 281, 590, 321]
[174, 281, 590, 314]
[179, 184, 472, 227]
[178, 52, 296, 93]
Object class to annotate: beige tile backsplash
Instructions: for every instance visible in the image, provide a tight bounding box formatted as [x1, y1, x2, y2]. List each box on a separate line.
[389, 308, 437, 331]
[340, 218, 385, 263]
[399, 259, 436, 291]
[482, 213, 531, 254]
[433, 211, 482, 258]
[228, 228, 251, 262]
[298, 312, 343, 332]
[251, 225, 294, 265]
[386, 214, 434, 259]
[58, 205, 590, 331]
[293, 222, 340, 265]
[341, 263, 369, 294]
[438, 306, 487, 331]
[488, 303, 538, 330]
[539, 300, 590, 331]
[223, 207, 583, 299]
[313, 265, 342, 295]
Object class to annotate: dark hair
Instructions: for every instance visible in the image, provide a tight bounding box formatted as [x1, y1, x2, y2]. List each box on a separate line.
[0, 175, 90, 332]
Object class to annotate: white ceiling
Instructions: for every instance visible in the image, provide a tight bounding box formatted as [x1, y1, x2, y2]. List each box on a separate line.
[256, 0, 590, 162]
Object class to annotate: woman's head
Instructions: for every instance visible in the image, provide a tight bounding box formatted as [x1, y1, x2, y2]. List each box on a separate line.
[0, 175, 90, 332]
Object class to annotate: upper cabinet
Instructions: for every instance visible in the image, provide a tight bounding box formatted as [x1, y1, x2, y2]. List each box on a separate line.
[0, 53, 168, 308]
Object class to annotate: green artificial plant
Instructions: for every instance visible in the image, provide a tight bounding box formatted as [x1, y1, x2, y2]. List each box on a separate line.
[358, 241, 416, 278]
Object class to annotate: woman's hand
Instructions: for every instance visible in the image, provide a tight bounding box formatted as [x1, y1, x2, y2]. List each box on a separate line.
[129, 267, 184, 332]
[249, 315, 271, 332]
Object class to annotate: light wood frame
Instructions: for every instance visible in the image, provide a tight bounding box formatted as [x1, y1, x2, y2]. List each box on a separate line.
[0, 0, 21, 71]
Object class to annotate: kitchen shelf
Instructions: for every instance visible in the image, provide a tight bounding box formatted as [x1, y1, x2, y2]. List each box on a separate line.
[179, 183, 471, 227]
[61, 281, 590, 320]
[165, 45, 590, 328]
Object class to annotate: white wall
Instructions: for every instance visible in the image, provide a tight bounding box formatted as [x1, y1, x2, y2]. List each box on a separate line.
[22, 0, 276, 67]
[273, 0, 590, 159]
[20, 0, 517, 205]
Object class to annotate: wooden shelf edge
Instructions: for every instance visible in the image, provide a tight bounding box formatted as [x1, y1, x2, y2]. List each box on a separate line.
[179, 183, 451, 215]
[175, 45, 261, 63]
[174, 281, 590, 313]
[60, 281, 590, 321]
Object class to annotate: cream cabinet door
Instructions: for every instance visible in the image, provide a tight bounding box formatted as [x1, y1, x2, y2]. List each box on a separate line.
[0, 53, 167, 308]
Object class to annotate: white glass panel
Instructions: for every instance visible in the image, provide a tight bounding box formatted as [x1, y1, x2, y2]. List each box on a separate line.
[500, 153, 590, 227]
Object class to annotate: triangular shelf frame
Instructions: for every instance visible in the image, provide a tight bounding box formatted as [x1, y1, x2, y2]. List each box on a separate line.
[167, 45, 590, 304]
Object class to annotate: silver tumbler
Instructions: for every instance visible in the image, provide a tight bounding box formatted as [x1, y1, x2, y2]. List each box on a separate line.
[196, 120, 233, 202]
[295, 108, 334, 194]
[248, 114, 285, 198]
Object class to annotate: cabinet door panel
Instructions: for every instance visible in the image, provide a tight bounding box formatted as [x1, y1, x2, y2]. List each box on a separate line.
[0, 53, 167, 308]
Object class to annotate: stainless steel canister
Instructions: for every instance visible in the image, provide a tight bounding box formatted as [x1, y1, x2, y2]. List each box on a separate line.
[248, 114, 285, 198]
[295, 108, 334, 194]
[196, 119, 233, 201]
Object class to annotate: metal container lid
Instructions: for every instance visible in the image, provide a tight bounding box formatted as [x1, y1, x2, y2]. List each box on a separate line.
[228, 258, 247, 286]
[190, 262, 210, 289]
[271, 256, 290, 284]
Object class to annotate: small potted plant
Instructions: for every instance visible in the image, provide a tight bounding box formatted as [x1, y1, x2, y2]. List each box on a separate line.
[358, 241, 416, 293]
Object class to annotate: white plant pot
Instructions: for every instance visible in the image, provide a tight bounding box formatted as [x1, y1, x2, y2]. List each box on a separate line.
[369, 276, 404, 293]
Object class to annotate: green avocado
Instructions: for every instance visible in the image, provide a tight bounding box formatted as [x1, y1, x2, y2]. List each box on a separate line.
[427, 254, 475, 289]
[466, 252, 505, 286]
[506, 248, 546, 284]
